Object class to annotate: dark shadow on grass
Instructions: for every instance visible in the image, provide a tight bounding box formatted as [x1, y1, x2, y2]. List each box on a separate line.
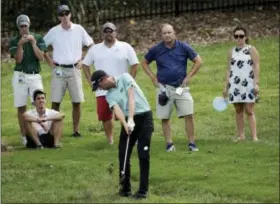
[84, 140, 113, 151]
[98, 192, 137, 203]
[175, 137, 246, 146]
[86, 123, 104, 133]
[1, 144, 61, 153]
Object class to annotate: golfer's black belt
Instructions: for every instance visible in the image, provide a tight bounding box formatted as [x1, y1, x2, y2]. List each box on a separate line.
[54, 62, 78, 68]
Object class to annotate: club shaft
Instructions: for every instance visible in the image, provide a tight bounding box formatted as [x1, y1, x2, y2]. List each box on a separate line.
[122, 135, 130, 174]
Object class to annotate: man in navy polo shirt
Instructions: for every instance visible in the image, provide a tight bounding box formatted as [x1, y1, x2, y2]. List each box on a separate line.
[142, 23, 202, 152]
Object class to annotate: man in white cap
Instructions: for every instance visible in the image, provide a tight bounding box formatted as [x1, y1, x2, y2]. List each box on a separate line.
[9, 14, 47, 145]
[43, 4, 94, 137]
[83, 22, 139, 144]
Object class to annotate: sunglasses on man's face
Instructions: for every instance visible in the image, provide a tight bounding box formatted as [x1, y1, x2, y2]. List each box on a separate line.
[59, 12, 70, 17]
[234, 34, 245, 39]
[20, 25, 27, 28]
[103, 29, 114, 34]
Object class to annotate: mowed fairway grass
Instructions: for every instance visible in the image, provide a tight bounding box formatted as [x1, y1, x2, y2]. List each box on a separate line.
[1, 37, 279, 203]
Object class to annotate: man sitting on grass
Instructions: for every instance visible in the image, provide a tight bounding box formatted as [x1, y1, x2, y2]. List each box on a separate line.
[23, 89, 64, 149]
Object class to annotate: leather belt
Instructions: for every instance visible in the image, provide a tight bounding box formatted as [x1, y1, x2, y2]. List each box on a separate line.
[19, 71, 39, 74]
[54, 62, 78, 68]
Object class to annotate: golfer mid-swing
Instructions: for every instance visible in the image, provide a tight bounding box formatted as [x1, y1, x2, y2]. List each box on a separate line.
[91, 70, 154, 199]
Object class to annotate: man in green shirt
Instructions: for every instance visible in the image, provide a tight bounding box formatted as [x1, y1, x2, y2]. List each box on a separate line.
[9, 14, 47, 146]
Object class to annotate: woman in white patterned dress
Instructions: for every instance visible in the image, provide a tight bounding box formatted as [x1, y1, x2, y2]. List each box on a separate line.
[223, 26, 260, 141]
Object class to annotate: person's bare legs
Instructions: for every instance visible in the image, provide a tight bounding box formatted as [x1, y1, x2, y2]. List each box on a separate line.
[51, 120, 64, 146]
[245, 103, 258, 141]
[162, 119, 172, 144]
[72, 103, 81, 133]
[184, 114, 195, 143]
[103, 119, 114, 144]
[233, 103, 245, 140]
[17, 106, 27, 140]
[25, 122, 41, 146]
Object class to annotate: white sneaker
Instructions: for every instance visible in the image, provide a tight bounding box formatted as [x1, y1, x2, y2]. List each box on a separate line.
[252, 138, 259, 142]
[166, 143, 176, 152]
[21, 136, 27, 146]
[188, 143, 199, 152]
[108, 139, 114, 145]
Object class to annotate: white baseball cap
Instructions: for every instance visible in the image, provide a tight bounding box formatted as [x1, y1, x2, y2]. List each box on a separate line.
[16, 14, 30, 27]
[102, 22, 116, 31]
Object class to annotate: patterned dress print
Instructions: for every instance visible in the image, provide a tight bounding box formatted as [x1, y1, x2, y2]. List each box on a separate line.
[228, 45, 256, 103]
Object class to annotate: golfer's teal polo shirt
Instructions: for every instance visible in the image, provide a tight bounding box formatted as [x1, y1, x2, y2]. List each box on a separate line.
[106, 73, 150, 116]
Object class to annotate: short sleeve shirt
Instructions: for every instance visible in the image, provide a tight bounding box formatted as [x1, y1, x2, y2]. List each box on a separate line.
[83, 40, 139, 97]
[25, 108, 59, 135]
[9, 32, 47, 73]
[144, 40, 198, 87]
[43, 23, 93, 64]
[106, 73, 150, 116]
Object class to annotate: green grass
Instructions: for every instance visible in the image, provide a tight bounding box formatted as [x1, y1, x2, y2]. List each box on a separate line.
[1, 36, 279, 203]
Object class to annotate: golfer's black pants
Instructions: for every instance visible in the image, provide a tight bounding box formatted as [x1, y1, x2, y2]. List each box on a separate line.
[119, 111, 154, 193]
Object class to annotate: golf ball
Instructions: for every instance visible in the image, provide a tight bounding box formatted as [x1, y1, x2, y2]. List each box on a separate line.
[144, 146, 148, 151]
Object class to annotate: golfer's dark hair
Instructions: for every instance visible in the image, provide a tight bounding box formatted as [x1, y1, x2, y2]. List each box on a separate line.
[233, 26, 249, 44]
[33, 89, 46, 101]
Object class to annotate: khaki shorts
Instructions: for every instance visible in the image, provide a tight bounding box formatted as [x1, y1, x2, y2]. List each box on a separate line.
[156, 85, 194, 119]
[12, 71, 43, 107]
[51, 67, 84, 103]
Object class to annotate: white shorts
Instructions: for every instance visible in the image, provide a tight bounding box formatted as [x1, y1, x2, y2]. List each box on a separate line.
[156, 85, 194, 119]
[12, 71, 43, 107]
[51, 67, 84, 103]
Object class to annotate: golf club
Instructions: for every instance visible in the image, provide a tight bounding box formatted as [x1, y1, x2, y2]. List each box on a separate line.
[120, 134, 130, 185]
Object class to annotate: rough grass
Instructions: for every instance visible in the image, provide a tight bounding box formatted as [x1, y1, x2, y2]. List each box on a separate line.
[1, 36, 279, 203]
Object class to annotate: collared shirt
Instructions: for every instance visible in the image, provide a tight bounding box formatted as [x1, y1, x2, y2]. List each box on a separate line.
[43, 23, 93, 64]
[83, 40, 139, 97]
[9, 32, 47, 73]
[106, 73, 150, 116]
[145, 40, 198, 87]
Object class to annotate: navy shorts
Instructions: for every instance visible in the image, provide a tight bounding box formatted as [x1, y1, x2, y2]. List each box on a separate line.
[26, 132, 54, 148]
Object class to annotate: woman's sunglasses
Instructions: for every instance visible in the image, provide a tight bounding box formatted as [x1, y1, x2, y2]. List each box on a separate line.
[234, 34, 245, 39]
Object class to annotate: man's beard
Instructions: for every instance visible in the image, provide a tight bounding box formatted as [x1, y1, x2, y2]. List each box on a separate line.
[105, 35, 114, 43]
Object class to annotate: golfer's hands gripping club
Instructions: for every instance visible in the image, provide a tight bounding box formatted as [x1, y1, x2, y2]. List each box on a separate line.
[127, 117, 135, 134]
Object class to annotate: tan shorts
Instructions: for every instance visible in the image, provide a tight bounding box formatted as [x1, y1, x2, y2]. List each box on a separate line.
[12, 71, 43, 107]
[156, 85, 194, 119]
[51, 67, 84, 103]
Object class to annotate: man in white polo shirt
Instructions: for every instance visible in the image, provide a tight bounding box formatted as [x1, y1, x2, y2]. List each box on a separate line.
[43, 4, 94, 137]
[83, 22, 139, 144]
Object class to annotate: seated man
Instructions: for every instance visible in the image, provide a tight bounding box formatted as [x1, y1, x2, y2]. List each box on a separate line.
[23, 89, 64, 149]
